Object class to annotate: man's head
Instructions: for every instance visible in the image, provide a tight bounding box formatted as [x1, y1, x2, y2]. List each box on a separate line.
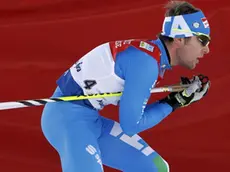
[159, 1, 211, 69]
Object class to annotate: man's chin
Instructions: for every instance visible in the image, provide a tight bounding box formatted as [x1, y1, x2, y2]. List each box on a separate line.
[190, 64, 196, 69]
[184, 63, 196, 70]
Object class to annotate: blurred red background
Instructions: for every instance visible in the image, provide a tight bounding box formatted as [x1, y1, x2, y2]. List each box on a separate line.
[0, 0, 230, 171]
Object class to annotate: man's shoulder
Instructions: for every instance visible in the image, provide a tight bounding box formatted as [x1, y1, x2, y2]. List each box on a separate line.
[110, 39, 162, 62]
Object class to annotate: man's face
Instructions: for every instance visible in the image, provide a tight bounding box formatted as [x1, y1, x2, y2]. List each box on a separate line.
[176, 36, 210, 69]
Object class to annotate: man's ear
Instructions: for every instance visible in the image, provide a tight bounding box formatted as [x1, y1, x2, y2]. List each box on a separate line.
[173, 38, 184, 48]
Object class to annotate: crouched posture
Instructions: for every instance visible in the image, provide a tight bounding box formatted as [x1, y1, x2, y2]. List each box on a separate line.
[41, 1, 211, 172]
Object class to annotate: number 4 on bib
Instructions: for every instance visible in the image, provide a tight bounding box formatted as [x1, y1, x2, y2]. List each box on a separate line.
[84, 80, 97, 89]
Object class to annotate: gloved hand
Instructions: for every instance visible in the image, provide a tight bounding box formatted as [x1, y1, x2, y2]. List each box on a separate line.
[160, 74, 210, 111]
